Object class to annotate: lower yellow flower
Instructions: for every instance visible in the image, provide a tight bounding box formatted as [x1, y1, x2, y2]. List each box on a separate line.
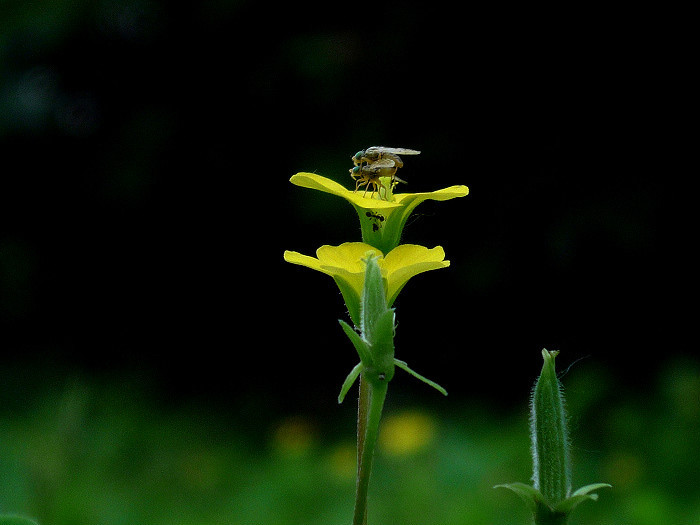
[283, 242, 450, 325]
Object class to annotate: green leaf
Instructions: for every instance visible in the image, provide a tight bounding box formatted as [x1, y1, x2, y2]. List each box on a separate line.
[394, 359, 447, 396]
[338, 362, 364, 404]
[339, 319, 373, 366]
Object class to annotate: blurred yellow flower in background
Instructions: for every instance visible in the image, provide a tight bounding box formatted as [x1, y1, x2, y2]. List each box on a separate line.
[379, 410, 437, 456]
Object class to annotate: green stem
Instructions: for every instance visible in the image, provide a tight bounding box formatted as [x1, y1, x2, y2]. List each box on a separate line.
[535, 509, 569, 525]
[353, 376, 388, 525]
[355, 375, 370, 525]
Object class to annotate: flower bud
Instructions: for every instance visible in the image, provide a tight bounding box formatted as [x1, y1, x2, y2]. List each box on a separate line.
[531, 349, 571, 505]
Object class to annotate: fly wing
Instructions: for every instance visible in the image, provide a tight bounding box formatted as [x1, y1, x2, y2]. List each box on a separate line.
[361, 159, 397, 177]
[361, 158, 396, 173]
[366, 146, 421, 156]
[362, 159, 396, 177]
[371, 158, 397, 168]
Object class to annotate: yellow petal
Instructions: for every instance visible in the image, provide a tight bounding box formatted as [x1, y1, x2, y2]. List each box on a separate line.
[316, 242, 382, 273]
[315, 243, 381, 303]
[290, 172, 349, 197]
[285, 242, 451, 321]
[290, 173, 402, 210]
[393, 185, 469, 204]
[383, 245, 450, 305]
[283, 250, 331, 275]
[284, 244, 382, 319]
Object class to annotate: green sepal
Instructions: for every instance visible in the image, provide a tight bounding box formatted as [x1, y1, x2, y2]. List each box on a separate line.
[338, 362, 364, 404]
[495, 483, 571, 525]
[494, 482, 589, 525]
[333, 277, 362, 328]
[360, 252, 389, 340]
[369, 309, 396, 371]
[354, 202, 403, 255]
[357, 253, 397, 384]
[494, 482, 543, 514]
[497, 481, 611, 524]
[339, 320, 373, 366]
[394, 359, 447, 396]
[553, 483, 612, 513]
[571, 483, 612, 498]
[371, 309, 395, 346]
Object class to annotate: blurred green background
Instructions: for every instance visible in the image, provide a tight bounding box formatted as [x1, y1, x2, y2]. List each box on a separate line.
[1, 1, 694, 524]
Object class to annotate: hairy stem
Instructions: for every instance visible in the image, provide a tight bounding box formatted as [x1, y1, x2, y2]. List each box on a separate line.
[353, 377, 388, 525]
[355, 375, 370, 525]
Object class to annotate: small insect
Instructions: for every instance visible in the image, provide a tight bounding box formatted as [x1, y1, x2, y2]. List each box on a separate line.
[352, 146, 421, 169]
[350, 146, 416, 199]
[365, 211, 385, 222]
[350, 158, 408, 199]
[365, 211, 386, 232]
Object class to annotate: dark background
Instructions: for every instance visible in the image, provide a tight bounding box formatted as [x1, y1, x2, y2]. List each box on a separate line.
[1, 2, 690, 416]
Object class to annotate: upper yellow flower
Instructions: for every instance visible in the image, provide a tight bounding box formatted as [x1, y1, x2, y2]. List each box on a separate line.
[283, 242, 450, 325]
[290, 173, 468, 254]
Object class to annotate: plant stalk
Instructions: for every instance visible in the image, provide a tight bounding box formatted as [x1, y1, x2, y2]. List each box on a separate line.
[352, 376, 388, 525]
[535, 510, 569, 525]
[355, 374, 370, 525]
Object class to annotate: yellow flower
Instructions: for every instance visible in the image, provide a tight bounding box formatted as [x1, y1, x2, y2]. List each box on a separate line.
[283, 242, 450, 325]
[290, 173, 468, 254]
